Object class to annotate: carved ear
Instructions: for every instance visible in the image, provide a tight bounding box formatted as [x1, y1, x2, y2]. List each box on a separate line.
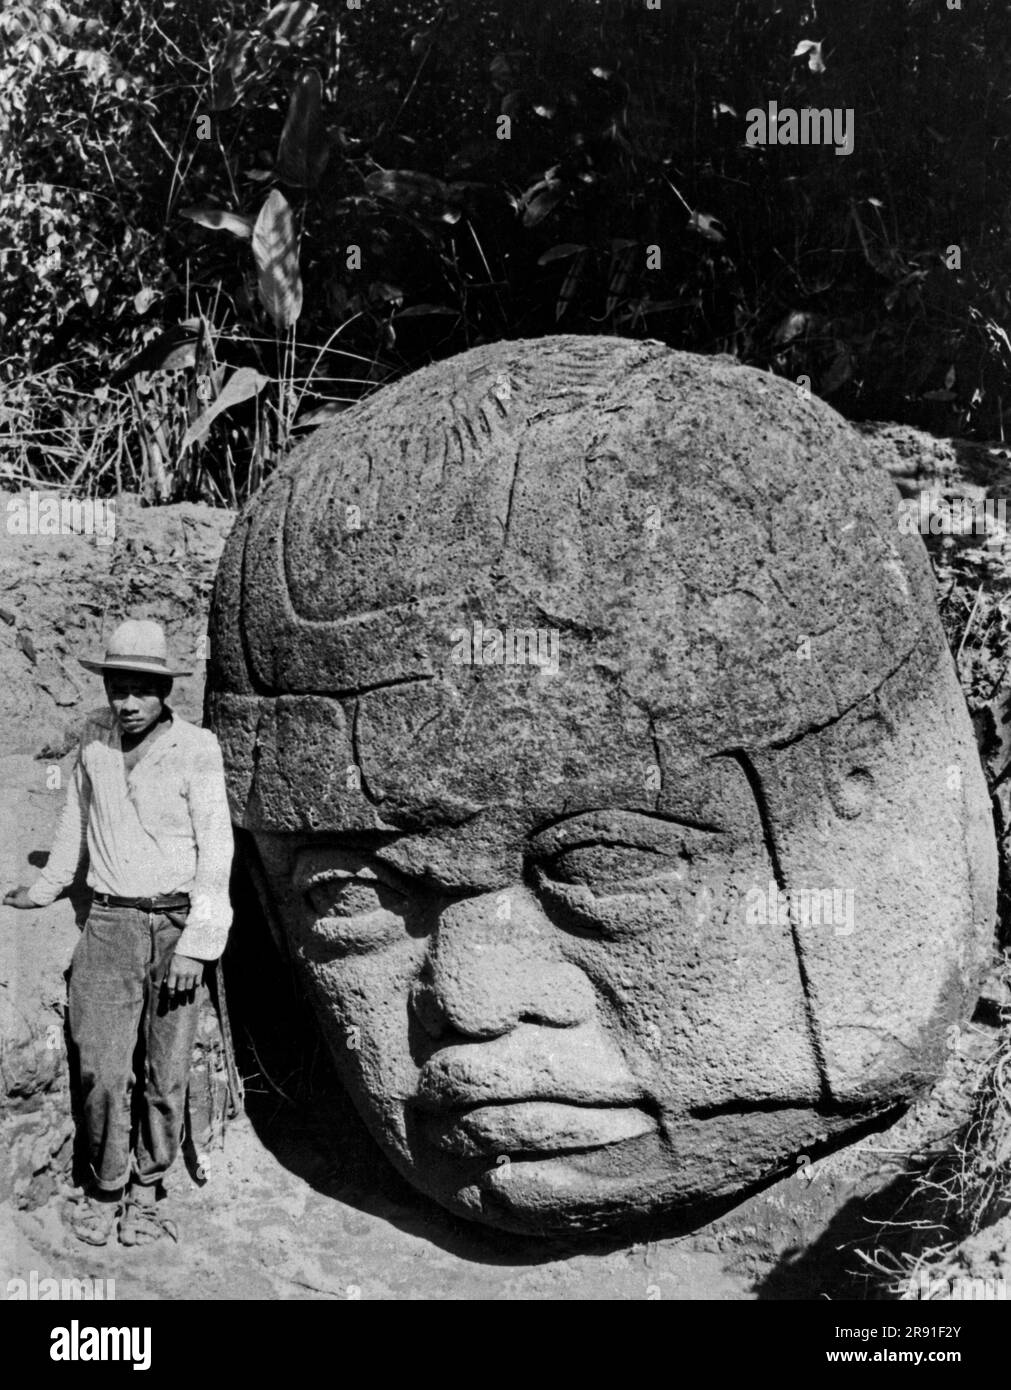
[742, 640, 995, 1105]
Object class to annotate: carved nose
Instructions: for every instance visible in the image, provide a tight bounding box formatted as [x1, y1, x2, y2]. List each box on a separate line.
[415, 888, 595, 1040]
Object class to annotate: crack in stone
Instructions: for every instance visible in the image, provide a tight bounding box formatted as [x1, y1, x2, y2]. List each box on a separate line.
[530, 606, 609, 641]
[298, 672, 437, 700]
[238, 511, 276, 698]
[752, 633, 927, 754]
[501, 440, 523, 547]
[727, 748, 832, 1108]
[350, 697, 382, 808]
[646, 709, 664, 813]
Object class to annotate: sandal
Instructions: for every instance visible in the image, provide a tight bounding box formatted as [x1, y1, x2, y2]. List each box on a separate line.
[118, 1192, 178, 1246]
[64, 1193, 119, 1247]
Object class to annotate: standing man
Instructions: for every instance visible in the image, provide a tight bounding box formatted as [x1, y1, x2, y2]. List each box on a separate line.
[4, 620, 233, 1247]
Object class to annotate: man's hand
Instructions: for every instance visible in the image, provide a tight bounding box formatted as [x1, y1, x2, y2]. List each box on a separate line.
[3, 886, 40, 909]
[164, 952, 203, 999]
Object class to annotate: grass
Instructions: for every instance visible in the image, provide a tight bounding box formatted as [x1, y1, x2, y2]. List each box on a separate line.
[0, 318, 381, 506]
[853, 954, 1011, 1298]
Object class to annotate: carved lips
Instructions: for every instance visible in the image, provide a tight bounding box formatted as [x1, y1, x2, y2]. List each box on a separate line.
[422, 1100, 657, 1157]
[414, 1033, 657, 1157]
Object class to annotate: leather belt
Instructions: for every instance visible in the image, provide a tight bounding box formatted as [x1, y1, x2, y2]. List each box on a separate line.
[92, 892, 190, 912]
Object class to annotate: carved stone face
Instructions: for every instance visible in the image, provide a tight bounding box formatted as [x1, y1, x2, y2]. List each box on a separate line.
[208, 336, 997, 1235]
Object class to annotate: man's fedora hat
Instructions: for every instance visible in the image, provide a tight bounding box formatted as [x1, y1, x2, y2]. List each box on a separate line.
[79, 620, 192, 678]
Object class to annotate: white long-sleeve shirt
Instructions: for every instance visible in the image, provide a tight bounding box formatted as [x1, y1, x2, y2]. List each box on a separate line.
[27, 706, 233, 960]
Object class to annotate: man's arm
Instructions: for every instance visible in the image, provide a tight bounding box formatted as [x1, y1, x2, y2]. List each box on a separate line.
[4, 752, 90, 908]
[174, 734, 234, 963]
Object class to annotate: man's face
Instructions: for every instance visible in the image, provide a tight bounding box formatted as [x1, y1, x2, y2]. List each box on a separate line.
[105, 673, 166, 737]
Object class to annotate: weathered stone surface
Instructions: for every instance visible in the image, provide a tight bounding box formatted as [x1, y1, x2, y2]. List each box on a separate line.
[208, 334, 998, 1236]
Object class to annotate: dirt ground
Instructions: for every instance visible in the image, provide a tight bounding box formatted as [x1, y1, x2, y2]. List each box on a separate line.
[2, 1021, 1004, 1301]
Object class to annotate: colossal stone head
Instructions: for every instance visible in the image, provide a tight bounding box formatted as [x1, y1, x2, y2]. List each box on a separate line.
[207, 335, 996, 1236]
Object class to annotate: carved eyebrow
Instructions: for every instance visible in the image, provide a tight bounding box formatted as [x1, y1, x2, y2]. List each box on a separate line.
[305, 865, 380, 885]
[293, 847, 389, 891]
[300, 861, 415, 904]
[536, 838, 672, 858]
[293, 838, 513, 898]
[529, 810, 726, 851]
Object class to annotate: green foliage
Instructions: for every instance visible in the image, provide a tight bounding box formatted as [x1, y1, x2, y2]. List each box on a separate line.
[2, 0, 1010, 503]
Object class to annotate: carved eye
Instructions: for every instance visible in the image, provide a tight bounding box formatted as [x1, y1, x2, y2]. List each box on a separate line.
[543, 843, 685, 895]
[528, 819, 727, 940]
[300, 873, 411, 958]
[532, 848, 691, 940]
[305, 875, 406, 920]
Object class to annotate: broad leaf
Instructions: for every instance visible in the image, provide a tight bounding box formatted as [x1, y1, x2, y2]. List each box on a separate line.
[538, 243, 587, 265]
[520, 180, 567, 228]
[820, 348, 852, 396]
[688, 210, 726, 243]
[368, 282, 404, 305]
[774, 310, 815, 344]
[109, 325, 200, 386]
[792, 39, 826, 73]
[181, 367, 270, 450]
[181, 206, 255, 239]
[208, 30, 258, 111]
[395, 304, 458, 318]
[252, 189, 303, 329]
[276, 68, 329, 188]
[489, 54, 514, 92]
[556, 252, 586, 322]
[262, 1, 317, 42]
[364, 170, 460, 222]
[300, 401, 348, 427]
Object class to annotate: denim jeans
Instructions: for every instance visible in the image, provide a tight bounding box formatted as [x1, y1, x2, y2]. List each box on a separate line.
[68, 902, 203, 1191]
